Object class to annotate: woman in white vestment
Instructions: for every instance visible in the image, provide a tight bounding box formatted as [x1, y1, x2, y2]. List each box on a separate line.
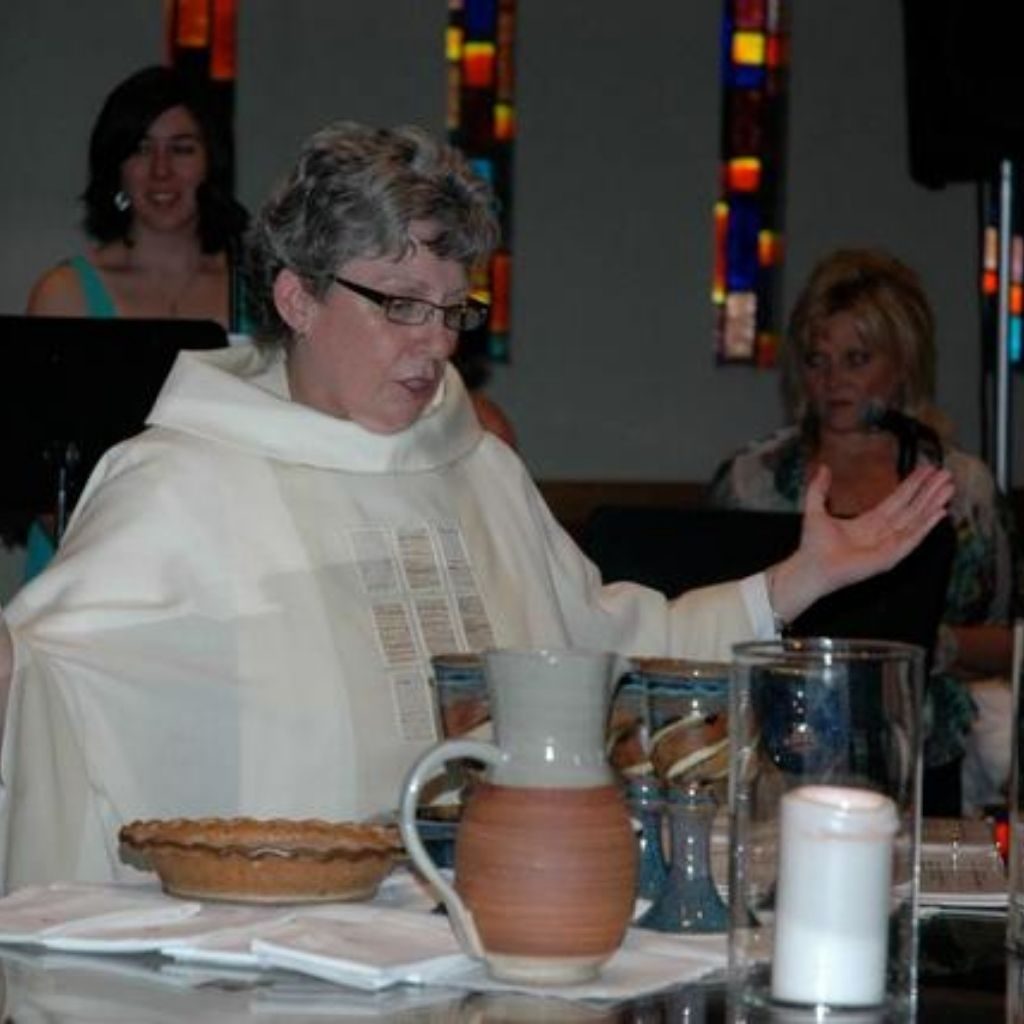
[0, 122, 953, 887]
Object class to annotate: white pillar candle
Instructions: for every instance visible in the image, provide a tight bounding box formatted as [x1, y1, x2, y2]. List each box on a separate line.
[771, 784, 898, 1007]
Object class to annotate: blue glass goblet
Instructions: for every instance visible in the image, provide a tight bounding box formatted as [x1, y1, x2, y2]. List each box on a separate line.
[629, 659, 730, 934]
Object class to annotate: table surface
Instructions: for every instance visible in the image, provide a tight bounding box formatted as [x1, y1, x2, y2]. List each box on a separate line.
[0, 913, 1010, 1022]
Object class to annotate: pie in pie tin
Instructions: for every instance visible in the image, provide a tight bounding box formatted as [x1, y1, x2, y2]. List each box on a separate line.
[119, 817, 403, 903]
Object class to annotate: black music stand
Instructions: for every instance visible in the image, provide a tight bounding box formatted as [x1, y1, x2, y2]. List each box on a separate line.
[0, 316, 227, 542]
[581, 504, 955, 654]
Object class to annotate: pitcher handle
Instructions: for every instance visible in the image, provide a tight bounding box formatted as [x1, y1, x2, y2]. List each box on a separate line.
[399, 738, 502, 960]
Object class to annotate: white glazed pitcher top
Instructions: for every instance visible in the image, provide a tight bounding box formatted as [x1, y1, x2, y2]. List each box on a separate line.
[483, 648, 626, 788]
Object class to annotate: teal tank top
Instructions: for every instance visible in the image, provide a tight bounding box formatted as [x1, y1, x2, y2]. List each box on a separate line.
[68, 253, 252, 332]
[67, 254, 117, 317]
[24, 519, 56, 583]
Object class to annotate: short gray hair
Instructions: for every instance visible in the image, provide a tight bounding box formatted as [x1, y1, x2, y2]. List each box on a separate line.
[244, 121, 500, 347]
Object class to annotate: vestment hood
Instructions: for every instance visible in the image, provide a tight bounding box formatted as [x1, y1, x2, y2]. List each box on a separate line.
[147, 344, 483, 473]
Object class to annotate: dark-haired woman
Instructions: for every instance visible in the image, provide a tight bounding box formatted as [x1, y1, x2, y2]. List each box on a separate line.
[27, 65, 248, 330]
[21, 66, 250, 580]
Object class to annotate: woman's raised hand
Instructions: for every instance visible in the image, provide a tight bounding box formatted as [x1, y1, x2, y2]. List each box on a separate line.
[767, 463, 955, 625]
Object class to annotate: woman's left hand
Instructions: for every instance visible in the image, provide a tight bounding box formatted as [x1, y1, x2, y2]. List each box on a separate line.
[768, 463, 955, 625]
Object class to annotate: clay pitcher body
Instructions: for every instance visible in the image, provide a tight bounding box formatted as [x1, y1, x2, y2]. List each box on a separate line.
[400, 648, 637, 984]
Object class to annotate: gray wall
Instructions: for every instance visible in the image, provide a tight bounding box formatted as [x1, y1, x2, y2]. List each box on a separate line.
[235, 0, 448, 209]
[782, 0, 985, 476]
[0, 1, 165, 598]
[0, 1, 165, 315]
[0, 0, 1016, 494]
[495, 0, 986, 480]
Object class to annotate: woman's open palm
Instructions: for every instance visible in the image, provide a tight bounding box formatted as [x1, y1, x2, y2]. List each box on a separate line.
[799, 463, 954, 593]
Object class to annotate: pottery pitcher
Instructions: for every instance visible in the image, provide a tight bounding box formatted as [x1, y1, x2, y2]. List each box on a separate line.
[399, 648, 637, 984]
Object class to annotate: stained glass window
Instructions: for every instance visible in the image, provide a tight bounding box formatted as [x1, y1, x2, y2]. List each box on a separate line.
[713, 0, 789, 367]
[165, 0, 238, 180]
[447, 0, 516, 363]
[162, 2, 515, 358]
[165, 0, 237, 80]
[981, 175, 1024, 367]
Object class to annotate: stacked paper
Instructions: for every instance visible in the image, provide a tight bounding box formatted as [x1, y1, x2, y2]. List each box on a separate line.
[0, 877, 728, 1000]
[251, 908, 467, 990]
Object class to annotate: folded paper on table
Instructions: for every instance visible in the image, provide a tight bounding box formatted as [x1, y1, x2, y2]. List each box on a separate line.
[0, 867, 436, 950]
[0, 946, 464, 1020]
[169, 904, 462, 975]
[400, 930, 727, 1001]
[0, 879, 728, 1001]
[48, 903, 280, 955]
[0, 883, 202, 944]
[252, 918, 726, 1000]
[163, 916, 289, 968]
[0, 943, 266, 992]
[252, 911, 468, 991]
[623, 928, 726, 963]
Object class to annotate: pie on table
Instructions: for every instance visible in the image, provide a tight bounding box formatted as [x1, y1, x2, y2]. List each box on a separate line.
[119, 817, 403, 903]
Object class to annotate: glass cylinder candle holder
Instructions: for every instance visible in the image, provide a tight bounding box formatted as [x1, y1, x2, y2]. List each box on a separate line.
[728, 638, 924, 1020]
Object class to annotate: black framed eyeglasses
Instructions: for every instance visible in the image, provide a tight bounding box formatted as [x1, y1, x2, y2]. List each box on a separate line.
[332, 276, 489, 332]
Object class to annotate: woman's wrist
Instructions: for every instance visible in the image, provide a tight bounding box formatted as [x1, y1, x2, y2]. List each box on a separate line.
[765, 566, 789, 635]
[766, 553, 827, 627]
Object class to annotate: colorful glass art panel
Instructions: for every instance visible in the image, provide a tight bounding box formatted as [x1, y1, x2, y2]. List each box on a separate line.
[162, 2, 514, 359]
[448, 0, 516, 363]
[165, 0, 237, 80]
[714, 0, 789, 366]
[165, 0, 238, 180]
[981, 173, 1024, 367]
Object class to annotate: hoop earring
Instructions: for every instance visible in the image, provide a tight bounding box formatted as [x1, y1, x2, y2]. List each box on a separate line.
[114, 190, 131, 213]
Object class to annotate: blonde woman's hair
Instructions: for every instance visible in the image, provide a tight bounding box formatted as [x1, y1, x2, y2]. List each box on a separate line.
[783, 248, 951, 437]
